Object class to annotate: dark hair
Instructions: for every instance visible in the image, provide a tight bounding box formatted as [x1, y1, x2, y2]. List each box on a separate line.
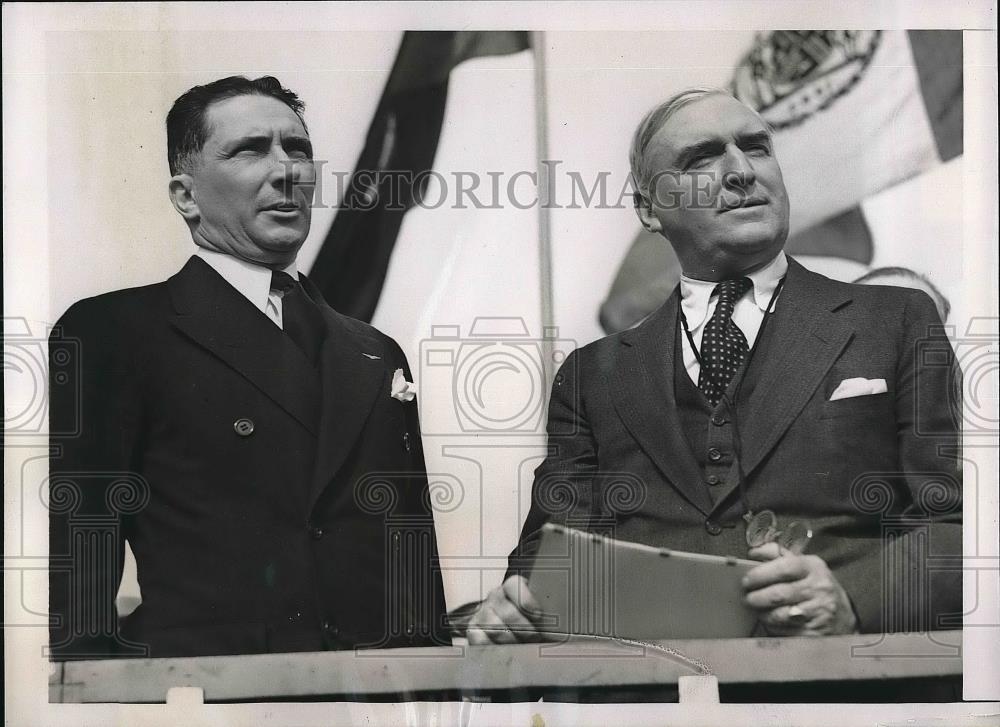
[166, 75, 307, 175]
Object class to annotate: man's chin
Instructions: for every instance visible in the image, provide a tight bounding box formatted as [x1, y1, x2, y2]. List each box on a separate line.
[258, 229, 309, 256]
[720, 235, 784, 259]
[712, 234, 785, 272]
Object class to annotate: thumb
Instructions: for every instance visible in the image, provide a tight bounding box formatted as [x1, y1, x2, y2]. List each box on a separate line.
[747, 542, 783, 561]
[503, 575, 543, 620]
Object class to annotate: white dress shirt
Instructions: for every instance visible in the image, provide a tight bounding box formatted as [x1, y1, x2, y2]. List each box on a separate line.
[195, 247, 299, 330]
[679, 251, 788, 383]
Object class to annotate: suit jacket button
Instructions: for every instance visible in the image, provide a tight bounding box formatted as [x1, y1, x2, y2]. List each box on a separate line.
[233, 418, 254, 436]
[310, 526, 324, 540]
[706, 475, 721, 486]
[707, 447, 722, 462]
[711, 415, 726, 426]
[704, 520, 722, 536]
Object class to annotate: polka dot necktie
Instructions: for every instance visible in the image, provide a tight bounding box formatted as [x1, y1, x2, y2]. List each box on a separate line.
[697, 278, 753, 408]
[271, 271, 325, 367]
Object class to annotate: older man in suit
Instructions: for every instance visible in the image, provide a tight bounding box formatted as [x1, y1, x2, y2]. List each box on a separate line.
[49, 76, 447, 658]
[468, 88, 961, 643]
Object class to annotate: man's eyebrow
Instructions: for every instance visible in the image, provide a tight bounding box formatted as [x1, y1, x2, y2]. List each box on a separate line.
[735, 130, 773, 147]
[221, 133, 270, 150]
[674, 130, 772, 168]
[284, 134, 313, 149]
[220, 133, 313, 153]
[674, 138, 725, 168]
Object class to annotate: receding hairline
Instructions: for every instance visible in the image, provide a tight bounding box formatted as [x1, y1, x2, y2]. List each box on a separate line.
[629, 88, 772, 191]
[179, 92, 311, 171]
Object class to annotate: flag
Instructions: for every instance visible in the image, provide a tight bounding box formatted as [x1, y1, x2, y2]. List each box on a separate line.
[309, 31, 530, 321]
[599, 30, 963, 333]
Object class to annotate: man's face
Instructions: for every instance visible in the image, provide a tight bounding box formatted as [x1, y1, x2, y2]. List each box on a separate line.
[641, 94, 790, 279]
[183, 94, 316, 267]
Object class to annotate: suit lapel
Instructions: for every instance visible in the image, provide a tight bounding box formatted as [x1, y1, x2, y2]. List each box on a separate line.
[712, 258, 855, 512]
[167, 256, 320, 434]
[611, 290, 714, 516]
[299, 275, 386, 509]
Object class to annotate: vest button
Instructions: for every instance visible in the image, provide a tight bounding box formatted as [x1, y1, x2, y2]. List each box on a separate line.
[233, 418, 254, 436]
[706, 474, 721, 486]
[310, 526, 324, 540]
[711, 415, 726, 426]
[704, 520, 723, 536]
[707, 447, 723, 462]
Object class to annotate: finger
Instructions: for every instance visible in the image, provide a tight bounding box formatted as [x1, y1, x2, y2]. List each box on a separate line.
[796, 596, 840, 633]
[502, 575, 543, 621]
[747, 542, 783, 561]
[466, 626, 492, 645]
[744, 581, 801, 611]
[742, 554, 810, 591]
[467, 604, 521, 644]
[759, 602, 811, 629]
[489, 598, 540, 639]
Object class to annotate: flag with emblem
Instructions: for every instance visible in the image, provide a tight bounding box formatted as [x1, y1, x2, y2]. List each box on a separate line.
[600, 29, 963, 333]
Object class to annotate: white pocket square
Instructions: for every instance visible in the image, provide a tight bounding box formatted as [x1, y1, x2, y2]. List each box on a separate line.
[829, 377, 888, 401]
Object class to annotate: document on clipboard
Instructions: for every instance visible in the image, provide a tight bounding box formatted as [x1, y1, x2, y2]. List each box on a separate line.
[526, 523, 760, 640]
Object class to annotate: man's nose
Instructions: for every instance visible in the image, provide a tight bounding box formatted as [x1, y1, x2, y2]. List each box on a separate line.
[269, 147, 316, 189]
[721, 145, 755, 190]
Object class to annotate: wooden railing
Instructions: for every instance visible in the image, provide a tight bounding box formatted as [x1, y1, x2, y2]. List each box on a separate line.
[50, 631, 962, 704]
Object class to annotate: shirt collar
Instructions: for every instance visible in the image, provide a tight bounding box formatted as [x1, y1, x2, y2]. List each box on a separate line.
[680, 250, 787, 330]
[195, 247, 298, 315]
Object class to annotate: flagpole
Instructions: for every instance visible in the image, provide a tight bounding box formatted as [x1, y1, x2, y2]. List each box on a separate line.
[531, 30, 556, 389]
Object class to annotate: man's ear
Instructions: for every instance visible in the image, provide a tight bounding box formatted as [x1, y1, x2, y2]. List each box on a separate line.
[633, 190, 662, 234]
[168, 174, 199, 223]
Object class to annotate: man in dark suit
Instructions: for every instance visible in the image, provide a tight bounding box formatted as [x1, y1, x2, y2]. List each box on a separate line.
[49, 76, 448, 658]
[468, 88, 961, 643]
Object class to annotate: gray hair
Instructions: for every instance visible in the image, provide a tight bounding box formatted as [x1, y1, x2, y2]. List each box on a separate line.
[629, 87, 767, 193]
[854, 266, 951, 322]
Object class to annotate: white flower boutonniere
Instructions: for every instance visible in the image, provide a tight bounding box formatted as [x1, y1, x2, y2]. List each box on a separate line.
[391, 368, 417, 402]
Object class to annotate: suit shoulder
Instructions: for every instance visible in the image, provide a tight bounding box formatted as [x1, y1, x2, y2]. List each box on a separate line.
[552, 328, 629, 387]
[573, 328, 630, 360]
[53, 282, 168, 335]
[791, 259, 924, 302]
[846, 279, 935, 307]
[789, 259, 937, 319]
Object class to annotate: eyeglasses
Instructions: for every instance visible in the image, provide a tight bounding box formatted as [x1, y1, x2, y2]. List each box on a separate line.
[744, 510, 813, 554]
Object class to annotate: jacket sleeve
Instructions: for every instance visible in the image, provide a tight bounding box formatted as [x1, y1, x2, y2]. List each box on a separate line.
[49, 301, 145, 659]
[835, 289, 963, 633]
[505, 349, 599, 580]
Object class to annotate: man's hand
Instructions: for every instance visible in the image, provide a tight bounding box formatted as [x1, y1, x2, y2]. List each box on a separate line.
[466, 575, 544, 645]
[742, 543, 858, 636]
